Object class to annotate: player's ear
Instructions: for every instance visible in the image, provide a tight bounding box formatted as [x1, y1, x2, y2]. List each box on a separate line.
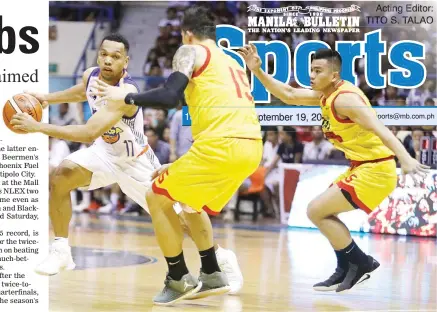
[124, 56, 129, 70]
[332, 71, 341, 83]
[185, 31, 194, 43]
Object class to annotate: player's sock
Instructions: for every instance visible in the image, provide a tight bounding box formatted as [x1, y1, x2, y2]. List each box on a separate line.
[340, 240, 368, 265]
[334, 249, 349, 269]
[165, 252, 189, 281]
[199, 246, 221, 274]
[54, 237, 69, 247]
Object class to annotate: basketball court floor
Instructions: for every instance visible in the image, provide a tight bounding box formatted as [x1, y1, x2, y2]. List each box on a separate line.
[49, 213, 437, 311]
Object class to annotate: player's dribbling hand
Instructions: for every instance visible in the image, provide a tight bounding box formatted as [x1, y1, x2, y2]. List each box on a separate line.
[401, 157, 430, 183]
[10, 113, 40, 133]
[24, 91, 49, 109]
[89, 78, 128, 105]
[238, 43, 262, 72]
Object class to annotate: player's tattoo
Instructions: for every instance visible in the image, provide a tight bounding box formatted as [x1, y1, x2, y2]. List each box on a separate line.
[172, 45, 196, 79]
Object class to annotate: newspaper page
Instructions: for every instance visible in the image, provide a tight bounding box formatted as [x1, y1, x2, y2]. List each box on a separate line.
[0, 0, 49, 310]
[0, 0, 436, 311]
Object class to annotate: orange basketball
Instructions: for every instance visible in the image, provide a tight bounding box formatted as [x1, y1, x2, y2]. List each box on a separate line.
[3, 94, 43, 134]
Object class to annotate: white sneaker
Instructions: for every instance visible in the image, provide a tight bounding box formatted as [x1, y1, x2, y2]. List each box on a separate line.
[35, 241, 76, 276]
[216, 247, 243, 294]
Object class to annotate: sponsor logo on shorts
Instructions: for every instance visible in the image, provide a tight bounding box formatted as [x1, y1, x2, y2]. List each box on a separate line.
[345, 174, 357, 183]
[102, 127, 123, 144]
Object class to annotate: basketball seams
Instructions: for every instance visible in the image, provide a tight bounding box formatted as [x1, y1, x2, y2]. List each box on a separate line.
[3, 94, 42, 134]
[22, 93, 42, 121]
[8, 97, 23, 114]
[21, 94, 38, 120]
[3, 101, 23, 133]
[3, 104, 11, 123]
[13, 94, 36, 119]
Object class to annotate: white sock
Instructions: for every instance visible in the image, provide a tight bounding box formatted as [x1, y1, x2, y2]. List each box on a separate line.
[54, 237, 69, 247]
[110, 193, 119, 208]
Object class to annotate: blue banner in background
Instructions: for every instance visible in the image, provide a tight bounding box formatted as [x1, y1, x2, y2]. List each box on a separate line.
[182, 106, 191, 126]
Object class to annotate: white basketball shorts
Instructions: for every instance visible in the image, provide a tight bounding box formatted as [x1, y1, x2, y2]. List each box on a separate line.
[65, 145, 182, 214]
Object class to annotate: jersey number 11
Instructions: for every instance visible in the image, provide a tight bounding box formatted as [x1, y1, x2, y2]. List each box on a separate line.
[124, 140, 134, 157]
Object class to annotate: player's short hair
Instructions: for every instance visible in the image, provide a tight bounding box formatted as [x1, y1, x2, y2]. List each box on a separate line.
[100, 33, 130, 53]
[181, 5, 216, 40]
[311, 48, 342, 71]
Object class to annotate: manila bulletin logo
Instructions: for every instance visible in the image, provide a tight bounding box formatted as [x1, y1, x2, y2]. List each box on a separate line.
[247, 4, 361, 34]
[102, 127, 123, 144]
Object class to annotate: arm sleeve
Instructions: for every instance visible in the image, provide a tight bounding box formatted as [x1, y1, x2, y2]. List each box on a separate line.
[124, 72, 189, 109]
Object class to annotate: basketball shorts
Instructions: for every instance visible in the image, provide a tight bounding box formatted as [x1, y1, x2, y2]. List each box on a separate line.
[333, 156, 397, 214]
[65, 145, 182, 214]
[152, 137, 263, 215]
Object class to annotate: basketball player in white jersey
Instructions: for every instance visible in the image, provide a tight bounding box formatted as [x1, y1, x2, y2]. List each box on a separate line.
[11, 34, 243, 294]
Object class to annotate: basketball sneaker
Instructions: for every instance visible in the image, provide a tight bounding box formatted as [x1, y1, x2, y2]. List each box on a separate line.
[34, 241, 76, 276]
[215, 247, 244, 294]
[153, 273, 202, 306]
[336, 255, 380, 293]
[313, 267, 347, 291]
[185, 270, 231, 300]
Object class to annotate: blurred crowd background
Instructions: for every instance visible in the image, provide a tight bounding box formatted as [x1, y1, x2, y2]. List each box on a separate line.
[48, 1, 437, 222]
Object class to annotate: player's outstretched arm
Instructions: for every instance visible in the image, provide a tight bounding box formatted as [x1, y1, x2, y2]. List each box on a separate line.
[238, 44, 320, 106]
[89, 45, 199, 109]
[25, 67, 94, 108]
[334, 93, 430, 177]
[11, 83, 138, 143]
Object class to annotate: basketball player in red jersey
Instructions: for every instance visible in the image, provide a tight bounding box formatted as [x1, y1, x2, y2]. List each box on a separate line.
[11, 33, 243, 299]
[240, 45, 429, 292]
[89, 7, 261, 304]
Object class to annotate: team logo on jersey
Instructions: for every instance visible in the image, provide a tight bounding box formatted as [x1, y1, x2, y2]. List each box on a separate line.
[102, 127, 123, 144]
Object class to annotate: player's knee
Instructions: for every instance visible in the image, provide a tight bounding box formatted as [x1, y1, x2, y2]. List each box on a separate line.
[50, 161, 79, 194]
[307, 199, 323, 222]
